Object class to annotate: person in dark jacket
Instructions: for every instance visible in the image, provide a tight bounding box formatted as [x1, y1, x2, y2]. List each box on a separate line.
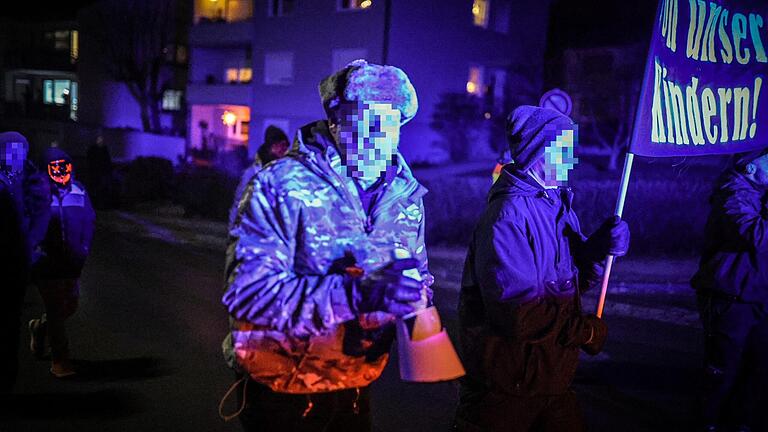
[29, 147, 95, 378]
[455, 106, 630, 432]
[228, 125, 290, 227]
[691, 148, 768, 432]
[0, 131, 50, 392]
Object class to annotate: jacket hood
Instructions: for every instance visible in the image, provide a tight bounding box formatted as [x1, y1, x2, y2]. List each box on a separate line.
[506, 106, 575, 172]
[40, 147, 73, 168]
[0, 131, 29, 173]
[714, 169, 768, 201]
[488, 165, 546, 202]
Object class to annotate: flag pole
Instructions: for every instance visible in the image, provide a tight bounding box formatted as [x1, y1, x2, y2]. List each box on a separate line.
[596, 152, 634, 318]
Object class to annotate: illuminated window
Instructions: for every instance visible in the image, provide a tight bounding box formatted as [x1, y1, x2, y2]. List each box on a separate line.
[162, 90, 183, 111]
[225, 67, 253, 83]
[268, 0, 296, 16]
[194, 0, 253, 23]
[43, 79, 73, 105]
[264, 52, 293, 85]
[331, 48, 367, 73]
[69, 82, 78, 121]
[472, 0, 490, 28]
[466, 67, 483, 95]
[338, 0, 372, 11]
[70, 30, 79, 63]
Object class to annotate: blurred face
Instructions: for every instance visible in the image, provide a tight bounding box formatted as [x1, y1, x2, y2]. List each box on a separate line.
[48, 159, 73, 186]
[3, 141, 27, 174]
[270, 140, 290, 159]
[331, 101, 401, 180]
[531, 128, 579, 188]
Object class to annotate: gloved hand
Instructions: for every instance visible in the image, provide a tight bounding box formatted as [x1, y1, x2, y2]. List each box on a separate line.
[581, 314, 608, 355]
[352, 258, 423, 316]
[591, 216, 630, 257]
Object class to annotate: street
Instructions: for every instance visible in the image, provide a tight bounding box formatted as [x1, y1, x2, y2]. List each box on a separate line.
[2, 211, 704, 432]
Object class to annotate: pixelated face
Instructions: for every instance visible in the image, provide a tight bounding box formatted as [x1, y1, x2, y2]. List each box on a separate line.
[3, 142, 27, 174]
[334, 101, 401, 180]
[47, 159, 72, 186]
[542, 128, 579, 187]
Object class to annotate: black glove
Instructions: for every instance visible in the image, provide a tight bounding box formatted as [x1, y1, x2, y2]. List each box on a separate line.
[581, 314, 608, 355]
[591, 216, 630, 257]
[352, 258, 423, 316]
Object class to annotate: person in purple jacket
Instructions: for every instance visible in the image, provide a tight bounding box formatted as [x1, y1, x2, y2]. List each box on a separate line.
[455, 106, 630, 432]
[691, 148, 768, 432]
[29, 147, 95, 378]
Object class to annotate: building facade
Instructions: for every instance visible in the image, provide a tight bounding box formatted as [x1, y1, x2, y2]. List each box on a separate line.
[187, 0, 552, 163]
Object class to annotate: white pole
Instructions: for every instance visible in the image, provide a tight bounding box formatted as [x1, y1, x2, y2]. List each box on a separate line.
[596, 152, 635, 318]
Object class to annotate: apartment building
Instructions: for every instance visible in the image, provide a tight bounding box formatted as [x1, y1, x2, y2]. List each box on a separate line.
[188, 0, 552, 162]
[0, 21, 80, 123]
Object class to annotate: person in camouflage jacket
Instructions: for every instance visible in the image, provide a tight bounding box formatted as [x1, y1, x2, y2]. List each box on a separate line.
[221, 60, 431, 431]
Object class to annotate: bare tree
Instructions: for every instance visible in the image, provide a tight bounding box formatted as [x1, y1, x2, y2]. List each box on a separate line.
[90, 0, 175, 133]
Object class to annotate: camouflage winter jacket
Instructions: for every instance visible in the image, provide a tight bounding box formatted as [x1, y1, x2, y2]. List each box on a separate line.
[222, 120, 431, 393]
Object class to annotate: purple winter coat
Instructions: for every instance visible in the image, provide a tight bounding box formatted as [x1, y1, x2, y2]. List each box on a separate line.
[458, 167, 607, 399]
[691, 170, 768, 304]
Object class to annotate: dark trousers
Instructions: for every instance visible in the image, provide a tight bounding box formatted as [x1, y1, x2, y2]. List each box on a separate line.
[34, 279, 79, 362]
[698, 294, 768, 430]
[454, 391, 584, 432]
[235, 376, 372, 432]
[0, 281, 26, 393]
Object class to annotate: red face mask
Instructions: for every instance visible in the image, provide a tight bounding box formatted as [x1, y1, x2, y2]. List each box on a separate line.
[47, 159, 72, 186]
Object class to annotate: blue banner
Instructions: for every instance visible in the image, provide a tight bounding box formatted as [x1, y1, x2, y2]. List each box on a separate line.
[630, 0, 768, 156]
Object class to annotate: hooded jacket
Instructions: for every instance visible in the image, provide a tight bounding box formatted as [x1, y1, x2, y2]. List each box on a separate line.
[691, 169, 768, 304]
[222, 120, 430, 393]
[458, 166, 607, 400]
[34, 148, 95, 280]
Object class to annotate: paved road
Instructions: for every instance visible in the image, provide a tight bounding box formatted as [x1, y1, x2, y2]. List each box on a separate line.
[2, 213, 704, 431]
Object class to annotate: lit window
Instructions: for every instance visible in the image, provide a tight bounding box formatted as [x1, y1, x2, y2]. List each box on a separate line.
[69, 82, 78, 121]
[225, 67, 253, 83]
[472, 0, 490, 28]
[162, 90, 183, 111]
[331, 48, 367, 73]
[194, 0, 253, 23]
[70, 30, 79, 63]
[264, 52, 294, 85]
[54, 31, 70, 51]
[268, 0, 296, 17]
[226, 68, 239, 83]
[43, 80, 53, 104]
[238, 68, 252, 82]
[338, 0, 372, 11]
[466, 67, 483, 95]
[43, 80, 73, 105]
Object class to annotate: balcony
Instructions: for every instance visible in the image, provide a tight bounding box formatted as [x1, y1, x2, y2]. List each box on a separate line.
[189, 19, 254, 47]
[187, 82, 252, 106]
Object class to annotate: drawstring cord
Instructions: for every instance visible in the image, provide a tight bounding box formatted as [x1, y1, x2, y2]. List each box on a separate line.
[218, 378, 361, 423]
[352, 387, 361, 414]
[218, 376, 248, 422]
[302, 395, 315, 418]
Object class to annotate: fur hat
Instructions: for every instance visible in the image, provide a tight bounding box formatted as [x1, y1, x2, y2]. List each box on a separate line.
[318, 59, 418, 125]
[506, 106, 575, 172]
